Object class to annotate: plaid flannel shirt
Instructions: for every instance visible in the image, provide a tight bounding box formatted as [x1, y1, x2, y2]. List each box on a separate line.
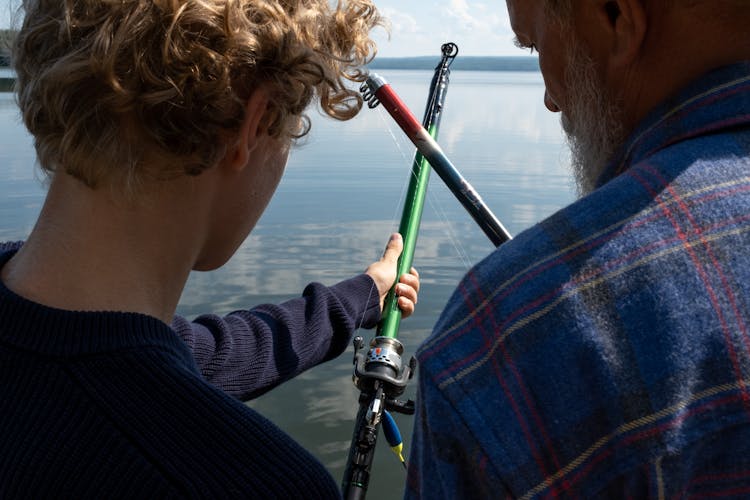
[406, 62, 750, 499]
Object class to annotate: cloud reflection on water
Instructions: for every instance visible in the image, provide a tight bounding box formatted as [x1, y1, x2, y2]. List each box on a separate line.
[1, 69, 574, 499]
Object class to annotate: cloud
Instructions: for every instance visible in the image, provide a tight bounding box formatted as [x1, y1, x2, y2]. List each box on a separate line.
[447, 0, 484, 31]
[367, 1, 518, 57]
[379, 7, 421, 35]
[442, 1, 509, 36]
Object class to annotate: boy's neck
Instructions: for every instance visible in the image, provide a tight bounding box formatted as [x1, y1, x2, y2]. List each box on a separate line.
[1, 173, 210, 324]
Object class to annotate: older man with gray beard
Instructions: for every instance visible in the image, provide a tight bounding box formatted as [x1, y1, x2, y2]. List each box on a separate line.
[406, 0, 750, 498]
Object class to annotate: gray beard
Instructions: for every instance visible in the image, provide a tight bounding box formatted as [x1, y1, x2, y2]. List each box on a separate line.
[560, 41, 625, 197]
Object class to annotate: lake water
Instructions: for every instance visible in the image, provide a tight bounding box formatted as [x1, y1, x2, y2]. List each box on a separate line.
[0, 69, 574, 497]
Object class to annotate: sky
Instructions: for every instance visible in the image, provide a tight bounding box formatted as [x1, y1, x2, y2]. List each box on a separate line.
[371, 0, 519, 57]
[0, 1, 11, 31]
[0, 0, 520, 58]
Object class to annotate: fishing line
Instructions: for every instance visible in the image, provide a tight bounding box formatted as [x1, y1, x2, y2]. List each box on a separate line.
[360, 73, 512, 247]
[377, 106, 422, 227]
[371, 82, 477, 274]
[423, 181, 475, 271]
[353, 99, 422, 333]
[393, 60, 477, 272]
[343, 44, 463, 500]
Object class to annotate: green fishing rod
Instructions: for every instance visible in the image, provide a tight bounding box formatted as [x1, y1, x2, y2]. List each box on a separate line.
[342, 43, 458, 500]
[377, 43, 457, 340]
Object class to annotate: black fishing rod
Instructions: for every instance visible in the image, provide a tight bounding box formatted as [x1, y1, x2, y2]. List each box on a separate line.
[360, 72, 512, 247]
[341, 43, 459, 500]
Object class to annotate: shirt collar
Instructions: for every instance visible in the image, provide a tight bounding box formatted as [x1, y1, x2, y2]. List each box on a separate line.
[596, 61, 750, 189]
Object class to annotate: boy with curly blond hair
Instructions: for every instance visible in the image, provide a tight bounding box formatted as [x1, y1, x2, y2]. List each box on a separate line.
[0, 0, 419, 497]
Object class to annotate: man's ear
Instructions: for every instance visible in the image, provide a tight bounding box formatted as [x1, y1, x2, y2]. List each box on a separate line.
[226, 89, 270, 172]
[598, 0, 647, 70]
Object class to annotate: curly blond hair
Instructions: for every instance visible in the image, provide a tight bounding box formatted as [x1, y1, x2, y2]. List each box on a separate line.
[12, 0, 383, 187]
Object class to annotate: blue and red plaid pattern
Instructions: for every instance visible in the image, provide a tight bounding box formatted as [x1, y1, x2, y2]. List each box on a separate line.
[405, 62, 750, 499]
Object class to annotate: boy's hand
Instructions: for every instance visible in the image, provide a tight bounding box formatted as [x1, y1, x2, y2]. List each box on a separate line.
[365, 233, 420, 318]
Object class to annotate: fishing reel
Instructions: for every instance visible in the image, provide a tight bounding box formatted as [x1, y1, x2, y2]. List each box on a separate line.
[343, 336, 415, 497]
[351, 335, 416, 415]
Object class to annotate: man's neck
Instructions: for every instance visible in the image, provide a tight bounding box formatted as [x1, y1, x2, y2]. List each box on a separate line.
[617, 3, 750, 136]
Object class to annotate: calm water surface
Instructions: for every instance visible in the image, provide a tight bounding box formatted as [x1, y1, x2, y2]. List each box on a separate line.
[0, 69, 573, 497]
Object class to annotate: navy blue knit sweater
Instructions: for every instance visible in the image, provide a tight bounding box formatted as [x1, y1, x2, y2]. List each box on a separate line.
[0, 242, 381, 498]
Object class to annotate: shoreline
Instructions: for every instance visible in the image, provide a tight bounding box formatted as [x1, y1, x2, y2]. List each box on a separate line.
[368, 56, 538, 72]
[0, 56, 539, 92]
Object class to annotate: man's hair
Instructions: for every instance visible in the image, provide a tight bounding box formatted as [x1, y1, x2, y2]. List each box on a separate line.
[12, 0, 382, 188]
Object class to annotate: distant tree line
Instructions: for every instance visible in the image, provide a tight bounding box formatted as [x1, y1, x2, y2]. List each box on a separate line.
[0, 30, 15, 67]
[368, 56, 539, 72]
[0, 34, 541, 72]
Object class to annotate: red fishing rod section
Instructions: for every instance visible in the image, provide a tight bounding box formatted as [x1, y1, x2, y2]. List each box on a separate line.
[361, 74, 512, 247]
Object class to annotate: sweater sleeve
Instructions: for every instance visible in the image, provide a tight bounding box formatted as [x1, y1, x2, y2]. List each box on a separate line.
[171, 273, 381, 401]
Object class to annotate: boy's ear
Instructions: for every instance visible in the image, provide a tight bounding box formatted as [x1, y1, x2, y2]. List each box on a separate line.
[226, 89, 270, 172]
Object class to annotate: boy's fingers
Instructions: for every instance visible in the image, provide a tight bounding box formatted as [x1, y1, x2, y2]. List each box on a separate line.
[398, 296, 415, 317]
[381, 233, 403, 263]
[395, 283, 418, 304]
[399, 270, 420, 292]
